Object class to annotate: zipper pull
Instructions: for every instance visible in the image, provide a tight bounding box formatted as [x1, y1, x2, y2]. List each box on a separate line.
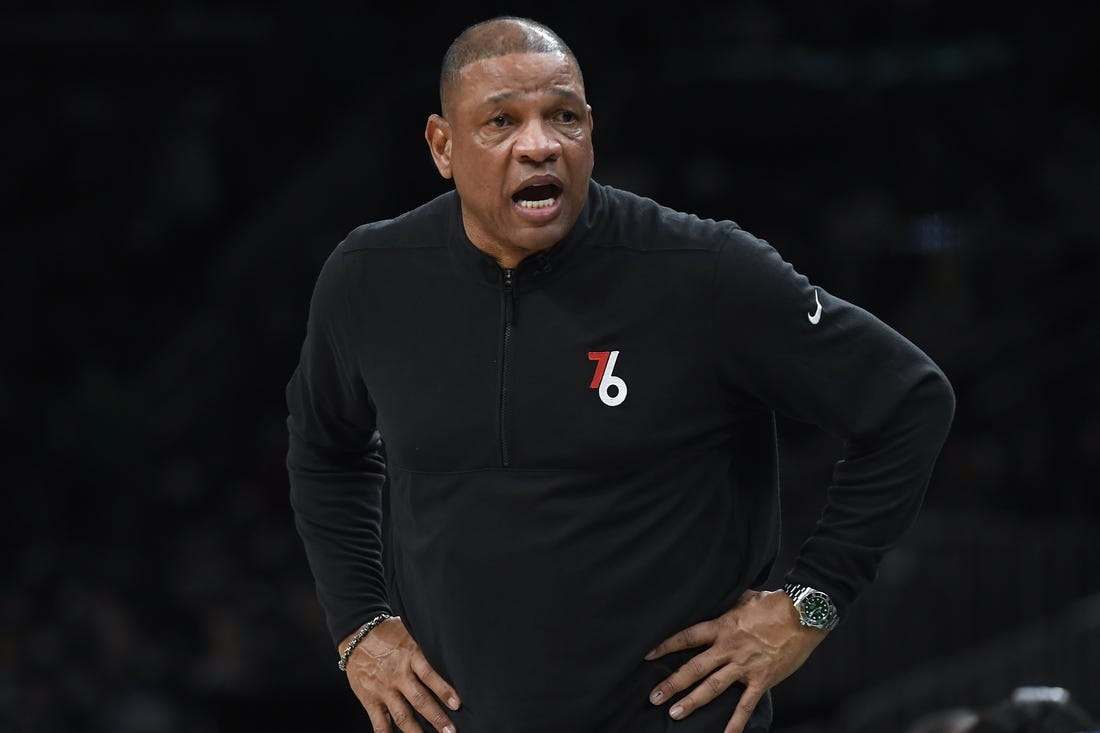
[503, 268, 515, 325]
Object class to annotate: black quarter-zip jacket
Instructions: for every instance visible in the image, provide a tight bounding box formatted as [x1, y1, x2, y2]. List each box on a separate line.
[286, 181, 955, 732]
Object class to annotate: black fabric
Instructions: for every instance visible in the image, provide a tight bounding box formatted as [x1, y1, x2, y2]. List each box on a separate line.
[412, 650, 773, 732]
[286, 180, 955, 731]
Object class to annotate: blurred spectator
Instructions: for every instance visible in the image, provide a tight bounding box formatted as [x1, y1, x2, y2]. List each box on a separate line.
[970, 687, 1099, 733]
[905, 688, 1100, 733]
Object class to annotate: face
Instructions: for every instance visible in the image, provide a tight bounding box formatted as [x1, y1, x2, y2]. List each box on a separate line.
[426, 52, 594, 268]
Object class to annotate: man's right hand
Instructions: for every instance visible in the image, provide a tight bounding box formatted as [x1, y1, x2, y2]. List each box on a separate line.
[340, 617, 462, 733]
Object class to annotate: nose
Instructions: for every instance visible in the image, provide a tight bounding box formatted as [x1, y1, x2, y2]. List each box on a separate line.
[513, 119, 562, 163]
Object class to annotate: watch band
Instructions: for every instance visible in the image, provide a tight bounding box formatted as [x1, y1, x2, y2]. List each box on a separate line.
[783, 582, 813, 603]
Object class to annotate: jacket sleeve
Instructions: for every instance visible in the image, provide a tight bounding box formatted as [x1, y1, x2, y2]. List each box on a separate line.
[711, 227, 955, 620]
[286, 245, 390, 648]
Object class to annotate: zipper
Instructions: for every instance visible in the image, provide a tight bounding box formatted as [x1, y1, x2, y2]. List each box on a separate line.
[499, 268, 516, 467]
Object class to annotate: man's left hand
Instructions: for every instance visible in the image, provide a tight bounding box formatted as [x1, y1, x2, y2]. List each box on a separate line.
[645, 589, 829, 733]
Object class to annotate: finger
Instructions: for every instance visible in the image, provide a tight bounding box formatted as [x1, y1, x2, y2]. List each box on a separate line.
[648, 650, 720, 706]
[644, 619, 715, 660]
[402, 680, 458, 733]
[661, 664, 738, 721]
[365, 703, 393, 733]
[723, 684, 766, 733]
[385, 696, 425, 733]
[411, 651, 461, 711]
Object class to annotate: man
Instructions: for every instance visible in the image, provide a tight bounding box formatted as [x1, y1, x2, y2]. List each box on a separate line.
[286, 16, 955, 733]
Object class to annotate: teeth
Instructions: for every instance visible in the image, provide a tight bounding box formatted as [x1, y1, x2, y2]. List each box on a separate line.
[518, 197, 555, 209]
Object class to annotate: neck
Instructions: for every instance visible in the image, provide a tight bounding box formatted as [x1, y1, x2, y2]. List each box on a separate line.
[460, 215, 553, 270]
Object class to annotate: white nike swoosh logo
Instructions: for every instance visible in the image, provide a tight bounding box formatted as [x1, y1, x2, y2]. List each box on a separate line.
[807, 289, 822, 325]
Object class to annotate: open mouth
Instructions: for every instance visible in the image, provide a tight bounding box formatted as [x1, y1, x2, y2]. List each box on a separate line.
[512, 183, 562, 209]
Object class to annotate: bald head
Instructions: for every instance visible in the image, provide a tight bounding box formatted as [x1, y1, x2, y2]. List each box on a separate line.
[439, 16, 584, 117]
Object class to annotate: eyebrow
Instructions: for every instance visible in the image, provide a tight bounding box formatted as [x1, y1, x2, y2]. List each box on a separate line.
[485, 87, 584, 106]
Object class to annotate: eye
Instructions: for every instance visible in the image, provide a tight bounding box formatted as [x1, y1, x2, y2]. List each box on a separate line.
[555, 110, 578, 123]
[490, 115, 508, 128]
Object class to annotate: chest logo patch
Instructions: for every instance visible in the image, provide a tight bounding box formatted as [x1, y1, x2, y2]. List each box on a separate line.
[588, 350, 628, 407]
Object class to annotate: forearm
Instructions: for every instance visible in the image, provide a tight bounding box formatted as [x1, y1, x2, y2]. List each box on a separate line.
[785, 365, 955, 617]
[288, 430, 390, 647]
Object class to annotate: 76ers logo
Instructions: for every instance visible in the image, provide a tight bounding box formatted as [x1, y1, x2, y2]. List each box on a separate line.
[587, 351, 628, 406]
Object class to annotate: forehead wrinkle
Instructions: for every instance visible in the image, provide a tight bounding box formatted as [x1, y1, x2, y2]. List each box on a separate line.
[485, 87, 585, 106]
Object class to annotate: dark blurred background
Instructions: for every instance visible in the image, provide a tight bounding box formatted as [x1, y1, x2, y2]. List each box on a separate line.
[5, 1, 1098, 731]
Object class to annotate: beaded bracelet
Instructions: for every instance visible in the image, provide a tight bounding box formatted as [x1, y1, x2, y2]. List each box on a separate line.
[337, 613, 394, 672]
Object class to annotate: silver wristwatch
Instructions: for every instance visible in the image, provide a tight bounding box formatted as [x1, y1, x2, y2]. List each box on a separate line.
[783, 583, 839, 631]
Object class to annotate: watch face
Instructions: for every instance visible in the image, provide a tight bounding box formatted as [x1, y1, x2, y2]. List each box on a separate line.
[800, 592, 836, 627]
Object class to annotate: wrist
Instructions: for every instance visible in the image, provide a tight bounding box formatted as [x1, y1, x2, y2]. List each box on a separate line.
[782, 583, 839, 631]
[337, 612, 395, 671]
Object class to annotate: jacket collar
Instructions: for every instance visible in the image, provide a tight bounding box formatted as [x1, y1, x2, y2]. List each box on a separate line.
[446, 180, 605, 291]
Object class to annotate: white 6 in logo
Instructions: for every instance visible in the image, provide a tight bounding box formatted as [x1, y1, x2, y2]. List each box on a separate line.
[587, 350, 628, 407]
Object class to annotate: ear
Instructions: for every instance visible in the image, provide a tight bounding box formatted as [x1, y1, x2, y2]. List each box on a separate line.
[586, 104, 594, 134]
[425, 114, 453, 180]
